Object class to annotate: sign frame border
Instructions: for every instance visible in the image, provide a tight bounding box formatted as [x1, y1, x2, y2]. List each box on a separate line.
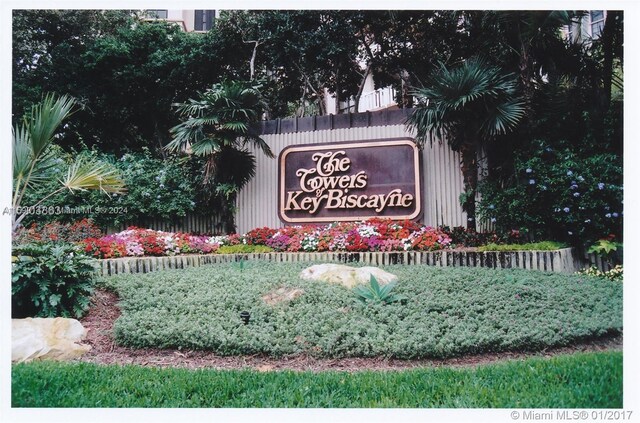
[277, 138, 423, 224]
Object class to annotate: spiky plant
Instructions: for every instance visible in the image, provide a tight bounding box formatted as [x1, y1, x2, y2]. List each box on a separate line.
[353, 275, 406, 305]
[12, 94, 125, 232]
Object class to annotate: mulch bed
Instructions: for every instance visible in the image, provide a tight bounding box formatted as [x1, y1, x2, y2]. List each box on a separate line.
[79, 289, 622, 372]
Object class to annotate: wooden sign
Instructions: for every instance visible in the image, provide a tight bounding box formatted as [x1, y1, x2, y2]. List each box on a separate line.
[278, 138, 422, 223]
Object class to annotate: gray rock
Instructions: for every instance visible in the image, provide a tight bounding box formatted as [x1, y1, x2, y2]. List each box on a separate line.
[299, 264, 398, 288]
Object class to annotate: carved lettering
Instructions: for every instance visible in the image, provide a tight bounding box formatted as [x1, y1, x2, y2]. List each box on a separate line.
[285, 191, 302, 210]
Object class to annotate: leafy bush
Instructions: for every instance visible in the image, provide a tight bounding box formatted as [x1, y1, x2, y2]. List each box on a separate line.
[86, 151, 198, 226]
[478, 241, 566, 252]
[216, 244, 274, 254]
[12, 243, 96, 318]
[19, 149, 199, 228]
[587, 236, 622, 267]
[478, 141, 622, 246]
[105, 261, 622, 359]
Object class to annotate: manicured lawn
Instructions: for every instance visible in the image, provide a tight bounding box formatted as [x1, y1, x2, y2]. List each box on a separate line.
[101, 261, 622, 358]
[11, 352, 622, 408]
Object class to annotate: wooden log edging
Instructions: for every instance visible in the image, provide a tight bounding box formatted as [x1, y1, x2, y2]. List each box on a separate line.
[93, 248, 585, 277]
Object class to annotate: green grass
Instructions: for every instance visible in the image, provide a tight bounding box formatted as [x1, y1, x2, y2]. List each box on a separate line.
[477, 241, 567, 252]
[11, 352, 622, 408]
[101, 261, 622, 359]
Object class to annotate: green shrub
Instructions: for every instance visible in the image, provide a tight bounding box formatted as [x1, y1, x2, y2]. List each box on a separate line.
[19, 149, 199, 228]
[478, 141, 622, 246]
[477, 241, 566, 252]
[216, 244, 274, 254]
[587, 237, 623, 267]
[12, 243, 96, 318]
[104, 261, 622, 359]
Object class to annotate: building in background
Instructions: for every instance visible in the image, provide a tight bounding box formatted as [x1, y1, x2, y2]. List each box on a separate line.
[564, 11, 606, 43]
[145, 9, 218, 32]
[145, 9, 399, 114]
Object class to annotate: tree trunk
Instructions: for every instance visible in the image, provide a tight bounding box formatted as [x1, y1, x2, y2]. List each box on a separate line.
[601, 11, 621, 111]
[245, 40, 262, 81]
[222, 193, 237, 234]
[353, 63, 371, 113]
[154, 120, 167, 159]
[334, 67, 340, 114]
[316, 88, 327, 116]
[400, 70, 412, 108]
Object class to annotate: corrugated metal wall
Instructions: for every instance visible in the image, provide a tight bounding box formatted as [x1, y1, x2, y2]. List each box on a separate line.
[235, 124, 466, 233]
[108, 214, 222, 235]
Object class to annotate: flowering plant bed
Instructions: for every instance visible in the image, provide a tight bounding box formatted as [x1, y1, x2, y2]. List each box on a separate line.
[82, 219, 459, 259]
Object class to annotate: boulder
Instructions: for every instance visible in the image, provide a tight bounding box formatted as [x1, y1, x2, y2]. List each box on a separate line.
[299, 264, 398, 289]
[262, 287, 305, 306]
[12, 317, 91, 363]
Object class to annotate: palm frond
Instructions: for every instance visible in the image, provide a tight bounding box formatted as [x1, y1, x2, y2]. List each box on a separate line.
[12, 125, 33, 182]
[221, 121, 249, 132]
[480, 98, 527, 138]
[242, 135, 274, 158]
[213, 148, 256, 189]
[407, 57, 524, 149]
[61, 159, 126, 194]
[27, 93, 76, 158]
[190, 138, 223, 156]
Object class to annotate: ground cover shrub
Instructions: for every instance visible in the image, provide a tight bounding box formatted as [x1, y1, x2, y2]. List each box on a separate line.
[12, 352, 622, 408]
[103, 261, 622, 359]
[12, 243, 96, 318]
[477, 241, 566, 252]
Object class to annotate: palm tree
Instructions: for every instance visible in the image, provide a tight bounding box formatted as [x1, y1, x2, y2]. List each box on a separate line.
[406, 57, 525, 227]
[12, 94, 126, 232]
[165, 80, 273, 233]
